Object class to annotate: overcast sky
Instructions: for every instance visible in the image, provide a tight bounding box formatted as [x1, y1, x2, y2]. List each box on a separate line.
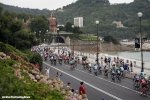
[0, 0, 134, 10]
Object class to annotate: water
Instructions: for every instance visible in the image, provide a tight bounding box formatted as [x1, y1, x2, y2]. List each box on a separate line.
[107, 51, 150, 69]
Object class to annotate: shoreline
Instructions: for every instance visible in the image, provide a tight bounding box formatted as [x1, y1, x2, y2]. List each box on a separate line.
[74, 50, 150, 70]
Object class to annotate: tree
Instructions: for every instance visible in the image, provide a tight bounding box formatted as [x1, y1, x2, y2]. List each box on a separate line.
[0, 6, 2, 15]
[12, 29, 37, 49]
[29, 16, 49, 34]
[104, 35, 119, 44]
[29, 53, 43, 71]
[10, 20, 22, 33]
[65, 22, 73, 32]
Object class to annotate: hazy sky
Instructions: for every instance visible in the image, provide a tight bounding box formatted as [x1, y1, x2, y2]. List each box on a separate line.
[0, 0, 134, 10]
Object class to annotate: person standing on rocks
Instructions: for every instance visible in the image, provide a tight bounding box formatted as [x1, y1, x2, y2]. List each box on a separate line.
[45, 66, 50, 78]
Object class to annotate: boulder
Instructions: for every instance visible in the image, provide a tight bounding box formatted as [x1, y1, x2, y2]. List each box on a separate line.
[35, 75, 40, 80]
[29, 73, 36, 80]
[61, 89, 66, 95]
[47, 80, 52, 84]
[0, 52, 6, 57]
[40, 75, 44, 78]
[29, 70, 39, 76]
[0, 56, 2, 59]
[33, 79, 37, 82]
[59, 81, 64, 89]
[6, 56, 11, 59]
[39, 78, 47, 84]
[55, 84, 60, 91]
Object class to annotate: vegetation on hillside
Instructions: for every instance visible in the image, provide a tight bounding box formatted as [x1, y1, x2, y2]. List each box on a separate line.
[1, 0, 150, 40]
[0, 60, 63, 100]
[0, 42, 64, 100]
[0, 7, 38, 50]
[55, 0, 150, 40]
[0, 3, 51, 16]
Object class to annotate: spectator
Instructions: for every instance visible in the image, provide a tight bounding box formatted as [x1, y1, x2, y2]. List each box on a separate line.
[45, 67, 50, 78]
[56, 72, 62, 80]
[126, 60, 130, 73]
[68, 89, 77, 100]
[79, 82, 87, 99]
[134, 61, 136, 67]
[130, 61, 133, 72]
[66, 82, 71, 91]
[93, 64, 98, 76]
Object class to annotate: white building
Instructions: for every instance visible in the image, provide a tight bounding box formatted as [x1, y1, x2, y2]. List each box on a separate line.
[74, 17, 83, 27]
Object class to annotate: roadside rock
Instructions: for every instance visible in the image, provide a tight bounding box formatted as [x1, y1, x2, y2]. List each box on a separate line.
[39, 78, 47, 84]
[29, 70, 39, 76]
[35, 75, 40, 80]
[29, 73, 36, 80]
[0, 52, 6, 57]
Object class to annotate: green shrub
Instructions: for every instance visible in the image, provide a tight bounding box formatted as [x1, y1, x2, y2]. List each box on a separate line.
[29, 53, 43, 71]
[0, 42, 27, 57]
[104, 35, 120, 44]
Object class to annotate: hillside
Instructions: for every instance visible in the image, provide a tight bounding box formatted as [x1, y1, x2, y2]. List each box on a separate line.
[55, 0, 150, 39]
[0, 42, 64, 99]
[0, 3, 51, 16]
[0, 42, 88, 100]
[0, 0, 150, 39]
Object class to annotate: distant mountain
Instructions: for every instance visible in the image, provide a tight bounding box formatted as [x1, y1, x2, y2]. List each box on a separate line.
[0, 0, 150, 39]
[0, 3, 51, 16]
[55, 0, 150, 39]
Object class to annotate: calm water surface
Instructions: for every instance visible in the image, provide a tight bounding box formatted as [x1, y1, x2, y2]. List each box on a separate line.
[107, 51, 150, 68]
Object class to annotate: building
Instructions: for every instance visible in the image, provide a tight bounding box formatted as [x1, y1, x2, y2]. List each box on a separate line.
[74, 17, 83, 27]
[112, 21, 124, 28]
[48, 14, 57, 33]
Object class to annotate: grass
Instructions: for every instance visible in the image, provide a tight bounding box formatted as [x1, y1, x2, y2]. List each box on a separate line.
[79, 34, 97, 40]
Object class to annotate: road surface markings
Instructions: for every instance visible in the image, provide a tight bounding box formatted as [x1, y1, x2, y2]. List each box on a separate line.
[63, 64, 142, 94]
[44, 62, 122, 100]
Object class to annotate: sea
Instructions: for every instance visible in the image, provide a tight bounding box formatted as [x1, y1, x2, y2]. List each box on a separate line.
[106, 51, 150, 69]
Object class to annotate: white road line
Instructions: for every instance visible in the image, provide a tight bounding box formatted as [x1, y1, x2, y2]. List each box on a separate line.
[63, 64, 144, 95]
[44, 62, 122, 100]
[75, 68, 141, 94]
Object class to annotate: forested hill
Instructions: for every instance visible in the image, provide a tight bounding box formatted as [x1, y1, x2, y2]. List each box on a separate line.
[55, 0, 150, 39]
[0, 0, 150, 39]
[0, 3, 51, 16]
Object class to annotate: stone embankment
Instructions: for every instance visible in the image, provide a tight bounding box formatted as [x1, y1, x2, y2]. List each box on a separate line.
[0, 52, 87, 100]
[73, 41, 134, 53]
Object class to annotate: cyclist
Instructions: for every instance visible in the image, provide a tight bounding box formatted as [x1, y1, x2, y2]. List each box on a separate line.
[44, 52, 48, 61]
[88, 63, 92, 73]
[69, 58, 76, 70]
[93, 64, 98, 76]
[133, 74, 140, 90]
[104, 63, 109, 78]
[110, 65, 116, 82]
[58, 55, 62, 65]
[116, 67, 121, 82]
[120, 65, 124, 78]
[148, 76, 150, 95]
[140, 77, 148, 95]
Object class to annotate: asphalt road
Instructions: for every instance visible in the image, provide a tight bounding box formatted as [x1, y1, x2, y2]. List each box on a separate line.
[43, 60, 150, 100]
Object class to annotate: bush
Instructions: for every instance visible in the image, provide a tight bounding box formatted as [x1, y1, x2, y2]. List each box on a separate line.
[104, 35, 120, 44]
[29, 53, 43, 71]
[0, 42, 11, 53]
[0, 42, 27, 55]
